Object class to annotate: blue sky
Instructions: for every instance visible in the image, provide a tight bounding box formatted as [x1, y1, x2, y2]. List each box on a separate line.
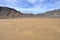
[0, 0, 60, 14]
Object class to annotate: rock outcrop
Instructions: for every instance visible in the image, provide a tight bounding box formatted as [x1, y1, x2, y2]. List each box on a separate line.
[0, 6, 23, 18]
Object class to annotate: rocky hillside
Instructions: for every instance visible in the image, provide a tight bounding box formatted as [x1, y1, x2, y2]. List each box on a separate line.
[44, 9, 60, 15]
[37, 9, 60, 18]
[0, 6, 23, 18]
[0, 6, 35, 18]
[0, 6, 60, 18]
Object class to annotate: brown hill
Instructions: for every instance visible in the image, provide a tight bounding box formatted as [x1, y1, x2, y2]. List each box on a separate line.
[37, 9, 60, 18]
[0, 6, 60, 18]
[0, 6, 23, 18]
[0, 6, 35, 18]
[44, 9, 60, 15]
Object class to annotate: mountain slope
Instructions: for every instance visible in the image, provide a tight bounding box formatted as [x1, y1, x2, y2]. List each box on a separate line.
[0, 6, 60, 18]
[0, 6, 23, 18]
[37, 9, 60, 18]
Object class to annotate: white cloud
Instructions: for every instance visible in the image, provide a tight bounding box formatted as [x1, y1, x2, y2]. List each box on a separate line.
[5, 0, 18, 5]
[27, 0, 45, 4]
[0, 0, 60, 14]
[0, 4, 5, 6]
[27, 0, 37, 4]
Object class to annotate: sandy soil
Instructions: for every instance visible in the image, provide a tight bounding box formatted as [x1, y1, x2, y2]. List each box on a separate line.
[0, 18, 60, 40]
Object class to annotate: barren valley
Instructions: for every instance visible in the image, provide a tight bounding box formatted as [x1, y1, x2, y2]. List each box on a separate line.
[0, 18, 60, 40]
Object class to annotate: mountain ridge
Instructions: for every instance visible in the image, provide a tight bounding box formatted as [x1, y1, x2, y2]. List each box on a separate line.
[0, 6, 60, 18]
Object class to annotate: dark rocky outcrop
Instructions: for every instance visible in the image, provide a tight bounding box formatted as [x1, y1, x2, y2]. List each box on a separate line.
[0, 6, 23, 18]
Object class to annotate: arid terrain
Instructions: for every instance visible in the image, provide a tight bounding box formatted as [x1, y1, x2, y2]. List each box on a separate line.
[0, 6, 60, 18]
[0, 18, 60, 40]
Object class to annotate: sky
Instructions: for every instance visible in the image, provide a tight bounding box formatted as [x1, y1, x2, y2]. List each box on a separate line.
[0, 0, 60, 14]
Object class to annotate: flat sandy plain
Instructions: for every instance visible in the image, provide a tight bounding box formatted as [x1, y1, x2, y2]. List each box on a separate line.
[0, 18, 60, 40]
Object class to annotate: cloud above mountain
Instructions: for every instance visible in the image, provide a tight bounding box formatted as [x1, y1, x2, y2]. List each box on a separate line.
[0, 0, 60, 14]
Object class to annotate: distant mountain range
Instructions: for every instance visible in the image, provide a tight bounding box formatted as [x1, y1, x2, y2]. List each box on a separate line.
[0, 6, 60, 18]
[37, 9, 60, 18]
